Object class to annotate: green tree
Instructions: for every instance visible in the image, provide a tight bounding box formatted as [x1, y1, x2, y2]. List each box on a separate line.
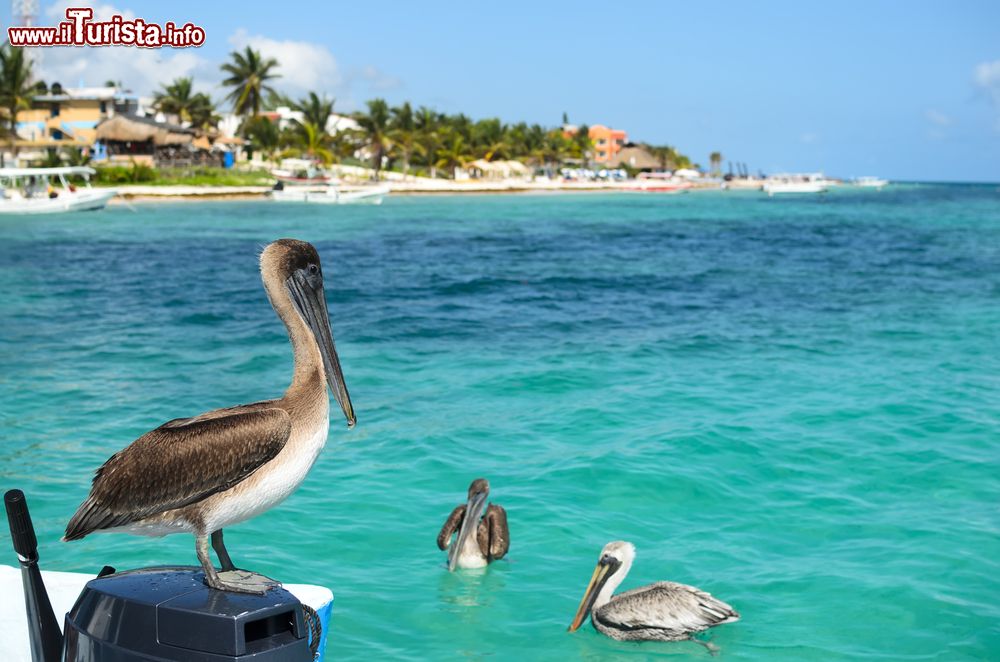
[0, 44, 36, 162]
[435, 129, 473, 177]
[572, 124, 592, 165]
[355, 98, 392, 179]
[293, 92, 334, 131]
[709, 151, 722, 176]
[221, 46, 280, 118]
[243, 115, 280, 161]
[289, 121, 333, 165]
[153, 77, 217, 129]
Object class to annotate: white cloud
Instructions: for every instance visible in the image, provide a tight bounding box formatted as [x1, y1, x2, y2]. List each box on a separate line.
[924, 109, 952, 126]
[358, 64, 400, 92]
[34, 1, 214, 96]
[22, 3, 391, 109]
[227, 28, 342, 97]
[973, 60, 1000, 105]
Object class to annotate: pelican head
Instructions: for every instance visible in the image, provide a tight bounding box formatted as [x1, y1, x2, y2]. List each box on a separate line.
[448, 478, 491, 571]
[261, 239, 355, 427]
[568, 540, 636, 632]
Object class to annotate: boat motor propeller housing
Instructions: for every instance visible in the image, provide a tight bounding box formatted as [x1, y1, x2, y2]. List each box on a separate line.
[5, 489, 316, 662]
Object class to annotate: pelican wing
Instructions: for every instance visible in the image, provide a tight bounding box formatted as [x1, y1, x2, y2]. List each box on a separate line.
[595, 581, 739, 638]
[65, 405, 291, 540]
[436, 504, 466, 550]
[477, 504, 509, 561]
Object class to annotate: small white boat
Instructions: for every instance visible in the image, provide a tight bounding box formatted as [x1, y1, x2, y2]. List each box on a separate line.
[271, 184, 390, 205]
[271, 169, 335, 185]
[624, 172, 693, 193]
[0, 167, 116, 214]
[762, 173, 829, 196]
[852, 176, 888, 189]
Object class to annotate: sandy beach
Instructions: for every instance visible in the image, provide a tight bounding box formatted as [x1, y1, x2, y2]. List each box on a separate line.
[109, 179, 720, 200]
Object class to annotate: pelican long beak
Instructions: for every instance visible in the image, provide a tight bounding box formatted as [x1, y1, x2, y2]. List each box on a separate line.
[287, 272, 356, 427]
[568, 560, 613, 632]
[448, 489, 489, 571]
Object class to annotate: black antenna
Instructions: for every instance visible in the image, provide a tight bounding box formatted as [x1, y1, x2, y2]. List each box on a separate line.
[5, 489, 64, 662]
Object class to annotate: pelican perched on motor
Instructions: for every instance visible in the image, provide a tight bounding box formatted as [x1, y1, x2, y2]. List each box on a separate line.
[64, 239, 356, 594]
[568, 541, 739, 649]
[436, 478, 509, 570]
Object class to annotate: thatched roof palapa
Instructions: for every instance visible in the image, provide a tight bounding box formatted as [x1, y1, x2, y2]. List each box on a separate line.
[606, 145, 662, 170]
[95, 114, 195, 147]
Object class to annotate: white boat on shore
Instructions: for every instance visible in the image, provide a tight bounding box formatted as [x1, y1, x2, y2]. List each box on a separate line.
[852, 176, 889, 189]
[623, 172, 693, 193]
[271, 184, 390, 205]
[0, 167, 116, 214]
[762, 173, 830, 196]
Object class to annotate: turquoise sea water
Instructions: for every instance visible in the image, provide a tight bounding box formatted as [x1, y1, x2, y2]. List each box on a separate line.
[1, 186, 998, 660]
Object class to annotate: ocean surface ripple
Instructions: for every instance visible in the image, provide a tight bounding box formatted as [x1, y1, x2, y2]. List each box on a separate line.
[1, 186, 998, 660]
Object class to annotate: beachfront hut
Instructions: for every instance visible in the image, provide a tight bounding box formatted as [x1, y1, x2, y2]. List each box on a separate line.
[95, 114, 220, 167]
[465, 159, 531, 181]
[606, 145, 664, 173]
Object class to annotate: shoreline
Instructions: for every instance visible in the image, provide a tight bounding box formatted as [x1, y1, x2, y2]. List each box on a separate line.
[107, 180, 722, 201]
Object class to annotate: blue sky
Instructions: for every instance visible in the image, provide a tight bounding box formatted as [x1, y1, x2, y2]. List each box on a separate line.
[4, 1, 999, 181]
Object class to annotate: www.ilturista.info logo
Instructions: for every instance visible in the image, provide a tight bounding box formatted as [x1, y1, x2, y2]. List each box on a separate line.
[7, 8, 205, 48]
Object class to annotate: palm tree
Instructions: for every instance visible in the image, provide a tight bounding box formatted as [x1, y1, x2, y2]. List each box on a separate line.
[572, 123, 592, 165]
[220, 46, 280, 118]
[330, 128, 360, 164]
[435, 130, 472, 177]
[243, 115, 280, 161]
[187, 94, 219, 131]
[290, 121, 333, 165]
[263, 89, 294, 112]
[0, 44, 36, 163]
[153, 77, 217, 129]
[389, 102, 418, 177]
[415, 106, 442, 177]
[293, 92, 333, 131]
[355, 98, 391, 179]
[709, 151, 722, 176]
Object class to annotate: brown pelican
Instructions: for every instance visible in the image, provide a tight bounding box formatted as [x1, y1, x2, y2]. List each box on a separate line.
[436, 478, 509, 570]
[63, 239, 356, 594]
[568, 541, 739, 649]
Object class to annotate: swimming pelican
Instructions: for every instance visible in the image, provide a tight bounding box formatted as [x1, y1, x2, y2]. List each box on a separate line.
[436, 478, 509, 570]
[568, 541, 739, 649]
[64, 239, 356, 594]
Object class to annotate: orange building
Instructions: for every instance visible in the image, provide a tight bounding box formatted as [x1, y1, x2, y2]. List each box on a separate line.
[588, 125, 627, 162]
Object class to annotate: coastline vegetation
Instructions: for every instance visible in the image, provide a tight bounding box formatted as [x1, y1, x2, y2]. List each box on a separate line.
[92, 163, 273, 186]
[0, 41, 700, 177]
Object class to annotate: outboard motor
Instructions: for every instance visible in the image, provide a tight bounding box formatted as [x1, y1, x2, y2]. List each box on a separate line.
[6, 489, 317, 662]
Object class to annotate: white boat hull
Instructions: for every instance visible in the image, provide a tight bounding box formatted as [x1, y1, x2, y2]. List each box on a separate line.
[271, 185, 389, 205]
[762, 182, 827, 196]
[853, 178, 888, 188]
[0, 188, 116, 214]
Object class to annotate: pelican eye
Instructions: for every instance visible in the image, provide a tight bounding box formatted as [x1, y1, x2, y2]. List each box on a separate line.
[307, 263, 319, 275]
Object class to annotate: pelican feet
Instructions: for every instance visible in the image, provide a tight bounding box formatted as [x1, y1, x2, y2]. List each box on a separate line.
[690, 638, 720, 656]
[205, 569, 280, 595]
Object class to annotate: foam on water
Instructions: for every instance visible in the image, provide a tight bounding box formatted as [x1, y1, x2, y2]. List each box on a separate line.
[1, 185, 998, 660]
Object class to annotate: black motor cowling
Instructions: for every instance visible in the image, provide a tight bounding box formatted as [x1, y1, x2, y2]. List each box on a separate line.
[64, 567, 312, 661]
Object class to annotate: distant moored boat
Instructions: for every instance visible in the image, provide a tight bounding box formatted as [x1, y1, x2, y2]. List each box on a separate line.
[852, 176, 889, 189]
[0, 167, 116, 214]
